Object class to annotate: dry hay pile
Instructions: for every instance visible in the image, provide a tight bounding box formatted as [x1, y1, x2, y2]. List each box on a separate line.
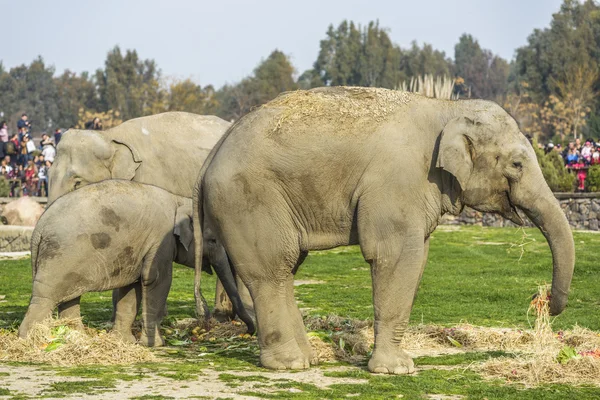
[477, 287, 600, 386]
[0, 318, 155, 366]
[302, 287, 600, 387]
[263, 87, 413, 134]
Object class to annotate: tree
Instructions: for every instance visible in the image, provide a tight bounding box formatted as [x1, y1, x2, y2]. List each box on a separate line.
[454, 34, 509, 100]
[540, 63, 598, 140]
[514, 0, 600, 104]
[312, 20, 405, 88]
[54, 70, 98, 128]
[0, 57, 59, 132]
[400, 42, 453, 80]
[95, 46, 165, 120]
[167, 79, 219, 115]
[216, 50, 297, 121]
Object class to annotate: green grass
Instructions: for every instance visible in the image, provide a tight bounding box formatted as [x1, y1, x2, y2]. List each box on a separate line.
[1, 226, 600, 398]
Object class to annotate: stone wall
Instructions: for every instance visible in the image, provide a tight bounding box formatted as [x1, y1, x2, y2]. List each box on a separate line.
[441, 193, 600, 231]
[0, 225, 34, 252]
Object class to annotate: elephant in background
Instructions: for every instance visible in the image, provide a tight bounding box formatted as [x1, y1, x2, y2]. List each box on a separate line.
[48, 111, 251, 322]
[19, 180, 255, 345]
[194, 87, 575, 373]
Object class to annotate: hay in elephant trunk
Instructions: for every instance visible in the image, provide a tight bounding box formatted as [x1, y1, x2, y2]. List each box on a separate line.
[0, 318, 155, 366]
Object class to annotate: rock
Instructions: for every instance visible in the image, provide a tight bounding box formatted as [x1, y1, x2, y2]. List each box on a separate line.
[0, 225, 34, 252]
[2, 197, 44, 226]
[590, 219, 599, 231]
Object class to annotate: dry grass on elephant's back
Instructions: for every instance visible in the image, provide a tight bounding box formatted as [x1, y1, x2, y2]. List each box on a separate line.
[263, 87, 414, 135]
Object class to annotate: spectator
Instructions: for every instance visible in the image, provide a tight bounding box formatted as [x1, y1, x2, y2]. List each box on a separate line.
[21, 134, 36, 165]
[555, 143, 562, 153]
[575, 138, 582, 152]
[85, 117, 102, 130]
[0, 158, 12, 176]
[37, 160, 51, 196]
[566, 147, 579, 165]
[41, 138, 55, 163]
[39, 133, 50, 150]
[6, 134, 19, 165]
[54, 128, 62, 145]
[23, 160, 38, 196]
[34, 154, 45, 169]
[0, 121, 8, 143]
[8, 164, 23, 197]
[16, 113, 31, 133]
[18, 126, 27, 143]
[592, 146, 600, 165]
[581, 140, 593, 164]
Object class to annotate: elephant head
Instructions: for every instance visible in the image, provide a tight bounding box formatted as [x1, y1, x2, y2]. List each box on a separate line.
[437, 104, 575, 316]
[48, 130, 141, 203]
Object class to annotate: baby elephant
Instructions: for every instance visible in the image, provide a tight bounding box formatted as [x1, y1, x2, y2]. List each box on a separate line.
[19, 180, 254, 346]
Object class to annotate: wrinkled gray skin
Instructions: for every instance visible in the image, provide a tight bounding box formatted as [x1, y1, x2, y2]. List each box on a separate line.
[19, 180, 255, 345]
[47, 112, 250, 322]
[194, 87, 575, 373]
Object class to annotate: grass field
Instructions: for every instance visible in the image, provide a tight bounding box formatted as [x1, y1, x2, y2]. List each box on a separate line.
[1, 226, 599, 399]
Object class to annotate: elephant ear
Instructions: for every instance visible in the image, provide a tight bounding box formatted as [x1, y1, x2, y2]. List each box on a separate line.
[174, 204, 194, 252]
[436, 116, 475, 190]
[109, 140, 142, 180]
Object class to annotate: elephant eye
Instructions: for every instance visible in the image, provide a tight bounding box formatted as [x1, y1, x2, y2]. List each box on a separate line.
[74, 179, 82, 189]
[512, 161, 523, 169]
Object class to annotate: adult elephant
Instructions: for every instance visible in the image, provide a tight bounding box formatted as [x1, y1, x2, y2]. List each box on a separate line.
[48, 112, 250, 322]
[194, 87, 575, 374]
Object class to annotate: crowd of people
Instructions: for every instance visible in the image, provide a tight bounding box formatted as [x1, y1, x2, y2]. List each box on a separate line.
[544, 138, 600, 191]
[0, 114, 62, 197]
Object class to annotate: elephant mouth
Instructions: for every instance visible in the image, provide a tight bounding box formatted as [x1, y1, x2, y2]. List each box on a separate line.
[501, 193, 524, 225]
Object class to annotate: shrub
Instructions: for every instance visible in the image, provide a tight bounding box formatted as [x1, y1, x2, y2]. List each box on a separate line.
[585, 165, 600, 192]
[0, 176, 10, 197]
[533, 143, 576, 192]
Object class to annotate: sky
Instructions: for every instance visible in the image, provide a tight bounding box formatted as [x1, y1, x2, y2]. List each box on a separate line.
[3, 0, 565, 88]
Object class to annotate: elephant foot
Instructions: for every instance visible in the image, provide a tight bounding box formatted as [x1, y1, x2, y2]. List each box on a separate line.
[139, 332, 165, 347]
[212, 309, 234, 323]
[260, 338, 311, 370]
[368, 348, 415, 375]
[113, 328, 136, 344]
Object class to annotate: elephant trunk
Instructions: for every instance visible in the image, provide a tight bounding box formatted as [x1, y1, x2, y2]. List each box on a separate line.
[211, 253, 256, 334]
[511, 170, 575, 316]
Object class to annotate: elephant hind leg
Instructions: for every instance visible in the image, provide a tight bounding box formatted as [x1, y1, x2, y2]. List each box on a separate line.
[58, 297, 85, 331]
[218, 212, 311, 370]
[113, 281, 141, 344]
[139, 251, 172, 347]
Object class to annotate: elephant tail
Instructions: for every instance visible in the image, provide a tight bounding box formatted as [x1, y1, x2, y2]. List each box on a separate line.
[193, 177, 210, 325]
[30, 227, 43, 281]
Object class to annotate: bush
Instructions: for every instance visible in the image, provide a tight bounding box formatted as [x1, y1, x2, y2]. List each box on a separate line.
[533, 143, 576, 192]
[585, 165, 600, 192]
[0, 176, 10, 197]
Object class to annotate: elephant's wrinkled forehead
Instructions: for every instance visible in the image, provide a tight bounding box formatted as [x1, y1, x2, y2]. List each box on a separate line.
[60, 129, 112, 159]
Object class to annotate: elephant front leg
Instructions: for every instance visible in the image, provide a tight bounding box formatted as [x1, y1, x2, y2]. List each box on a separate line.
[360, 223, 426, 375]
[113, 281, 141, 343]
